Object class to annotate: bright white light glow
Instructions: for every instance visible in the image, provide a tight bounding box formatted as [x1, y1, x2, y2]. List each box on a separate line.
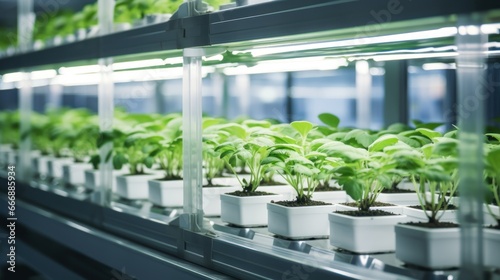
[52, 73, 101, 86]
[355, 60, 369, 75]
[52, 67, 194, 86]
[369, 67, 385, 76]
[203, 54, 224, 62]
[113, 67, 183, 82]
[59, 65, 101, 75]
[2, 72, 24, 83]
[481, 23, 500, 34]
[164, 57, 184, 65]
[349, 52, 458, 62]
[250, 27, 458, 57]
[248, 24, 499, 57]
[31, 69, 57, 80]
[113, 59, 165, 71]
[422, 63, 456, 71]
[223, 57, 348, 75]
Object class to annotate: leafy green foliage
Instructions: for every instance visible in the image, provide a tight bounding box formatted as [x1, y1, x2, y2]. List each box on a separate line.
[318, 113, 340, 129]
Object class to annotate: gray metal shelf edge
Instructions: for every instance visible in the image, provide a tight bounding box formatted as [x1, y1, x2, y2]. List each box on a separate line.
[1, 0, 500, 73]
[0, 177, 411, 280]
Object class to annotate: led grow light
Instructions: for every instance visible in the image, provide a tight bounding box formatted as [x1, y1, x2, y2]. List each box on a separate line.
[223, 57, 348, 75]
[113, 59, 165, 71]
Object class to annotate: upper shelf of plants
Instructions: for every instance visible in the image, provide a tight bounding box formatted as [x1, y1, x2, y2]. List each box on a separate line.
[1, 0, 500, 73]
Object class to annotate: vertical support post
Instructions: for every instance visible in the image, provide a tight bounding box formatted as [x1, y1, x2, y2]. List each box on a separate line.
[182, 48, 204, 232]
[236, 75, 250, 118]
[18, 0, 34, 179]
[285, 72, 293, 123]
[154, 81, 166, 114]
[96, 0, 115, 207]
[383, 60, 408, 127]
[356, 61, 372, 129]
[47, 84, 63, 111]
[211, 71, 225, 118]
[456, 14, 487, 280]
[17, 0, 34, 54]
[18, 75, 32, 180]
[221, 73, 230, 118]
[443, 69, 457, 131]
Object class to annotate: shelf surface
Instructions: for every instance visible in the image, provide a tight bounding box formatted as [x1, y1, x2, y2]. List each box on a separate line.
[5, 176, 500, 280]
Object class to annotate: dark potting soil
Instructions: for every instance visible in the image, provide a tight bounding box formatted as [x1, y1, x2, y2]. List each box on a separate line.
[336, 209, 398, 217]
[408, 204, 458, 211]
[227, 191, 276, 197]
[314, 185, 343, 192]
[381, 188, 415, 194]
[122, 173, 155, 177]
[203, 184, 232, 188]
[259, 180, 287, 186]
[404, 221, 459, 228]
[486, 224, 500, 230]
[341, 201, 397, 207]
[273, 200, 332, 207]
[157, 176, 182, 181]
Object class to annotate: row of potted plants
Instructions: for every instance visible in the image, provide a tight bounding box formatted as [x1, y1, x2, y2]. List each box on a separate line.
[0, 108, 498, 270]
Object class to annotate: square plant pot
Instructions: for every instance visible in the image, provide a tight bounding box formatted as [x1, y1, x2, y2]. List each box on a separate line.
[396, 181, 416, 191]
[402, 206, 458, 223]
[115, 174, 161, 200]
[203, 186, 240, 216]
[258, 185, 295, 201]
[329, 211, 407, 253]
[395, 224, 460, 269]
[267, 202, 335, 239]
[210, 176, 241, 186]
[32, 156, 51, 178]
[47, 157, 74, 179]
[484, 227, 500, 269]
[84, 169, 127, 192]
[483, 204, 499, 226]
[312, 190, 347, 204]
[148, 179, 184, 207]
[62, 163, 93, 186]
[220, 193, 282, 227]
[377, 192, 420, 206]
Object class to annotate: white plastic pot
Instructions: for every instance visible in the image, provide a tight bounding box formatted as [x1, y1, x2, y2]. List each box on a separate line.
[329, 211, 407, 253]
[47, 157, 74, 179]
[402, 206, 458, 223]
[203, 186, 240, 216]
[396, 181, 415, 191]
[32, 156, 51, 178]
[220, 193, 282, 227]
[484, 228, 500, 269]
[115, 174, 161, 200]
[312, 190, 347, 204]
[84, 169, 127, 192]
[395, 224, 460, 269]
[258, 185, 295, 201]
[62, 162, 93, 186]
[267, 202, 335, 239]
[483, 204, 499, 226]
[148, 179, 184, 207]
[377, 192, 419, 206]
